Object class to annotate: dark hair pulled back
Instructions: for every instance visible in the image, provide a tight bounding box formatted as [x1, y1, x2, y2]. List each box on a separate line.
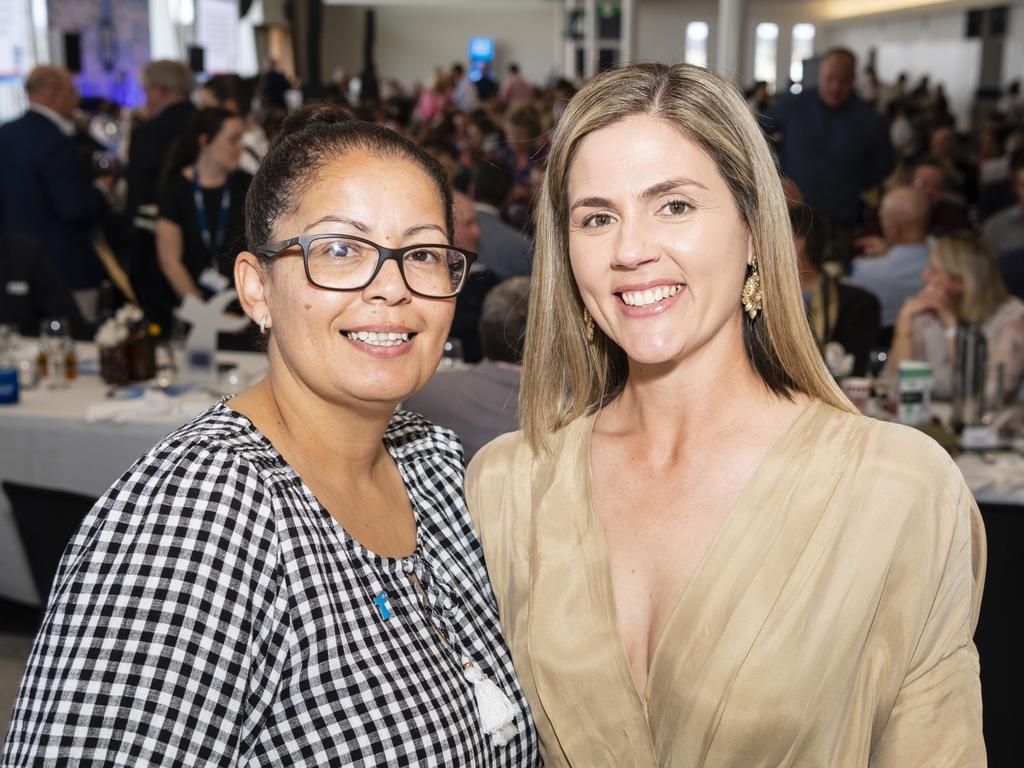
[245, 101, 454, 253]
[160, 107, 238, 188]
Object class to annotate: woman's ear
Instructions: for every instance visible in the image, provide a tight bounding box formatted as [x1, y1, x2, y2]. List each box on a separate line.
[235, 251, 270, 326]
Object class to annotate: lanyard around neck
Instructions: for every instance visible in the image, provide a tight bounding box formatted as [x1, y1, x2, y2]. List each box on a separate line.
[192, 165, 231, 257]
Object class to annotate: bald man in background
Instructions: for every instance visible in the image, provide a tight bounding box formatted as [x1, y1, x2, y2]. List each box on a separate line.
[848, 187, 932, 333]
[0, 65, 109, 318]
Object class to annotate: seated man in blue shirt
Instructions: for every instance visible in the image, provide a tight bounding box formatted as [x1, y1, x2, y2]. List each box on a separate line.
[762, 47, 893, 229]
[404, 276, 529, 463]
[848, 187, 931, 335]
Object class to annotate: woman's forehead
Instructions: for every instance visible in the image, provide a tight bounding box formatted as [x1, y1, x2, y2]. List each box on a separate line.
[276, 154, 446, 237]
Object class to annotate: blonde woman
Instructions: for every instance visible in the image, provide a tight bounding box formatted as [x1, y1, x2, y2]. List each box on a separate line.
[465, 63, 986, 766]
[888, 233, 1024, 404]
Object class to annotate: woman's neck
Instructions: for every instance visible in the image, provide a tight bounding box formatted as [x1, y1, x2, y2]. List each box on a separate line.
[599, 321, 780, 456]
[237, 352, 397, 481]
[195, 155, 228, 188]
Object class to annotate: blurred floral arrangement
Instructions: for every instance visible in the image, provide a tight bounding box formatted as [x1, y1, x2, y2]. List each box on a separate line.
[95, 305, 160, 384]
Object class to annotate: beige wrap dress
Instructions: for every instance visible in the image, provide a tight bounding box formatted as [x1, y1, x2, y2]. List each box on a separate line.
[466, 400, 986, 767]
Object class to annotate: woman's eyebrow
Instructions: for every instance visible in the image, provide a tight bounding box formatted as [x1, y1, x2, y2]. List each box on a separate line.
[405, 223, 447, 238]
[303, 215, 369, 233]
[570, 196, 612, 212]
[640, 177, 708, 200]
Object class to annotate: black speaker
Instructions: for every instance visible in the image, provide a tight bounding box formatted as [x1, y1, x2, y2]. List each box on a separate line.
[966, 9, 983, 38]
[187, 45, 205, 73]
[64, 32, 82, 73]
[990, 6, 1008, 37]
[966, 7, 1009, 38]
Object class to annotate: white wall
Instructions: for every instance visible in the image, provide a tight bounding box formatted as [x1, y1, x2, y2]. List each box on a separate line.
[635, 0, 716, 69]
[321, 3, 560, 88]
[743, 1, 826, 88]
[634, 0, 825, 88]
[823, 8, 981, 129]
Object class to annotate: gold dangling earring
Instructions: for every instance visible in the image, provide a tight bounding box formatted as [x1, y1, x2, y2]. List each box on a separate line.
[741, 258, 763, 320]
[583, 307, 595, 343]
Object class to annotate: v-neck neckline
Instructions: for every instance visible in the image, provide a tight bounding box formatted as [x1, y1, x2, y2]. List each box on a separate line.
[580, 398, 822, 707]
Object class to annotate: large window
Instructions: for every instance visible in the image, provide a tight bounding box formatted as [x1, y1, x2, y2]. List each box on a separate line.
[790, 23, 816, 86]
[684, 21, 709, 69]
[753, 22, 779, 90]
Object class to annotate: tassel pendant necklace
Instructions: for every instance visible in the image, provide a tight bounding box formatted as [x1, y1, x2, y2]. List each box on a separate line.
[372, 559, 520, 747]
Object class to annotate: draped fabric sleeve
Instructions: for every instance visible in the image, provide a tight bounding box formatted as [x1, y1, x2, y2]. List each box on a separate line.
[2, 441, 291, 767]
[464, 432, 523, 623]
[871, 477, 987, 767]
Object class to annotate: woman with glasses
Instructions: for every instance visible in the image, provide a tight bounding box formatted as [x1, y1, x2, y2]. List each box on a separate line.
[3, 105, 541, 767]
[465, 64, 985, 766]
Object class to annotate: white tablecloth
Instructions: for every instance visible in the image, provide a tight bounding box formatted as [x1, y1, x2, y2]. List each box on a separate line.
[0, 344, 266, 605]
[3, 352, 1021, 605]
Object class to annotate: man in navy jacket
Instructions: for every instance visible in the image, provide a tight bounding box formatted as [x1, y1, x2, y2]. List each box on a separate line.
[761, 48, 893, 228]
[0, 65, 108, 317]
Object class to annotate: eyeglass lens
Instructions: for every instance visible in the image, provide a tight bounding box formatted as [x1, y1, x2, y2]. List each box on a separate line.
[306, 236, 466, 296]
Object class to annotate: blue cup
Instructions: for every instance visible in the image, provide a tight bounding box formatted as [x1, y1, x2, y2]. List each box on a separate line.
[0, 367, 18, 404]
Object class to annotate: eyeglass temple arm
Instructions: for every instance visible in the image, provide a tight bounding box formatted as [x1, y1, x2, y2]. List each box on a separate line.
[253, 236, 303, 258]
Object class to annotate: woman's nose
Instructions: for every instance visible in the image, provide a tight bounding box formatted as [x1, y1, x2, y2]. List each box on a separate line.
[362, 257, 412, 304]
[611, 218, 659, 270]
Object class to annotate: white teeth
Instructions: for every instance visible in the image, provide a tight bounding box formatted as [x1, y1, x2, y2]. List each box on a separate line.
[621, 284, 683, 306]
[345, 330, 411, 346]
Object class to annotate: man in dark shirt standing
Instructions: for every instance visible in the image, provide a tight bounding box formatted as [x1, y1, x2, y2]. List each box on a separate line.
[763, 48, 893, 232]
[124, 60, 196, 329]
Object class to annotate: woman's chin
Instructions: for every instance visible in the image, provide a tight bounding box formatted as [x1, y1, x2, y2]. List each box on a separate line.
[617, 337, 688, 368]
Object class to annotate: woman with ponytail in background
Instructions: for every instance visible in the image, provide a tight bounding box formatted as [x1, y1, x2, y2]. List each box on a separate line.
[152, 107, 251, 332]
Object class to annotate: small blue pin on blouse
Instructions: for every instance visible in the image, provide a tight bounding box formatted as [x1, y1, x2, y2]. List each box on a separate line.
[373, 590, 393, 621]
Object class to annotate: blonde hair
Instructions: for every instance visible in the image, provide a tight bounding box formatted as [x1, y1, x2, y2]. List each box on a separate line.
[521, 63, 853, 450]
[931, 233, 1010, 326]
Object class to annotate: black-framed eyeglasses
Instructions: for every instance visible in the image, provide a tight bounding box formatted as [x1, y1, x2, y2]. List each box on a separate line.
[254, 233, 477, 299]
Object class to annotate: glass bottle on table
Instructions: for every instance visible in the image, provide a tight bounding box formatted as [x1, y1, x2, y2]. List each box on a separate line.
[39, 317, 71, 389]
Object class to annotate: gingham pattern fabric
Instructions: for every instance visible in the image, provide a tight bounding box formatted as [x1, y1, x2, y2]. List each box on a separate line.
[2, 402, 541, 767]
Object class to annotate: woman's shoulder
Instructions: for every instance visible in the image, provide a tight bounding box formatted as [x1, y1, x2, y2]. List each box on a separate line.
[816, 399, 952, 459]
[991, 295, 1024, 325]
[468, 430, 528, 479]
[466, 415, 593, 506]
[158, 400, 282, 465]
[157, 172, 192, 205]
[231, 170, 254, 193]
[388, 408, 466, 468]
[111, 401, 286, 517]
[810, 400, 965, 499]
[70, 403, 287, 583]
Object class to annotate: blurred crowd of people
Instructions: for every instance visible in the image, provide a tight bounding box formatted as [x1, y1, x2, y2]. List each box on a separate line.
[753, 49, 1024, 403]
[2, 48, 1023, 435]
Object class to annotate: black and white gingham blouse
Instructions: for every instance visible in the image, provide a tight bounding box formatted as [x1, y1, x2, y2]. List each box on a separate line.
[3, 402, 542, 767]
